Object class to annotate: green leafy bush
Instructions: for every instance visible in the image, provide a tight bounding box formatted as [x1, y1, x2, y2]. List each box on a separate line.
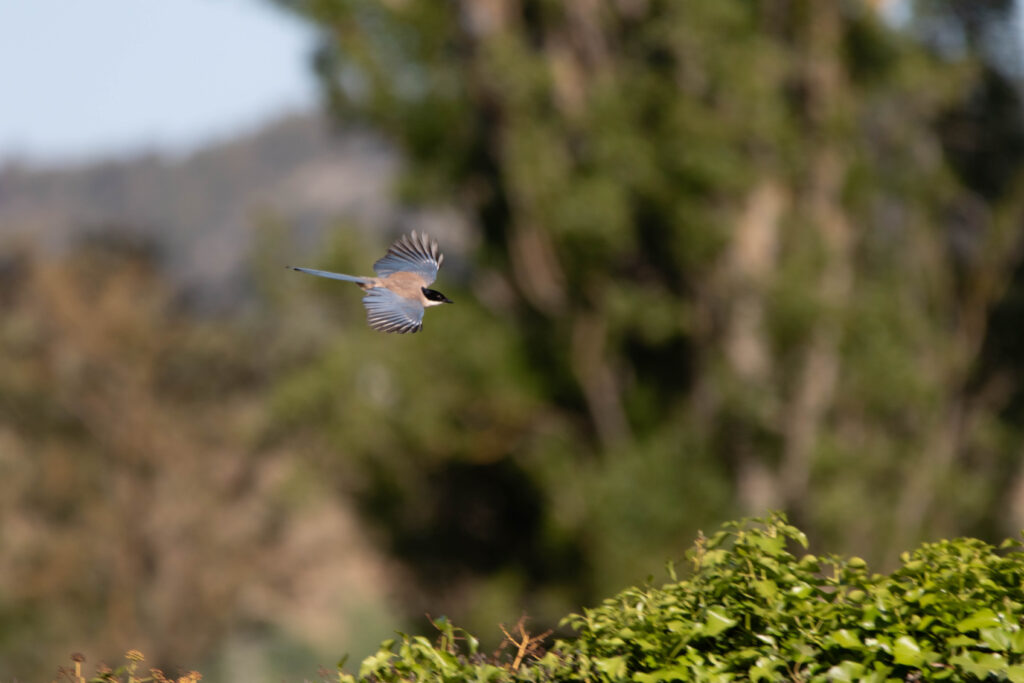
[343, 514, 1024, 682]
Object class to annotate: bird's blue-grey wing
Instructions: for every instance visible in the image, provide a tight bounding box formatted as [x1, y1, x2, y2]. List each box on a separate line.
[372, 230, 443, 285]
[362, 287, 425, 334]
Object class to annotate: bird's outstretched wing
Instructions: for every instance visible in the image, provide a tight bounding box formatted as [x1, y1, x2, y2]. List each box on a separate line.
[362, 287, 425, 334]
[372, 231, 443, 285]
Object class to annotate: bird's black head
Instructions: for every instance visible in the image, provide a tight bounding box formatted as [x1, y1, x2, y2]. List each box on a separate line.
[423, 287, 453, 304]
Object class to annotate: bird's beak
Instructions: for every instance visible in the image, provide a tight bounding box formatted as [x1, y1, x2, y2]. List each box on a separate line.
[444, 296, 454, 304]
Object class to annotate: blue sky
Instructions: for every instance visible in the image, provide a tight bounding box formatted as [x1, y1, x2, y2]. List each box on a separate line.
[0, 0, 318, 165]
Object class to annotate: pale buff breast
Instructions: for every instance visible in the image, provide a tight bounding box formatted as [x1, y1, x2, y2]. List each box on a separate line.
[379, 271, 430, 298]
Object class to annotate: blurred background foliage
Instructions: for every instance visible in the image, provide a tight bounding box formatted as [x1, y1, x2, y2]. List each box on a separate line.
[276, 0, 1024, 607]
[4, 0, 1024, 680]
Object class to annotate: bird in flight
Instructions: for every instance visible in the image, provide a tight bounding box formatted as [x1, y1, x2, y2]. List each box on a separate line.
[289, 231, 453, 334]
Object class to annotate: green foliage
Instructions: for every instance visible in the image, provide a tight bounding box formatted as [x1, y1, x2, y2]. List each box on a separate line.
[338, 515, 1024, 683]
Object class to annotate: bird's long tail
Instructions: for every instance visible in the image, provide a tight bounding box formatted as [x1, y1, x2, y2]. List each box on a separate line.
[288, 266, 373, 285]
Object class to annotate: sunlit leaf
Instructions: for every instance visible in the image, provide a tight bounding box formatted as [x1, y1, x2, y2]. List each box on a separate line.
[956, 608, 1001, 632]
[892, 635, 923, 666]
[701, 608, 737, 637]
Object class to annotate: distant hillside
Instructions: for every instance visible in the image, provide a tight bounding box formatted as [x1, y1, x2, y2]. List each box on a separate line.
[0, 113, 403, 307]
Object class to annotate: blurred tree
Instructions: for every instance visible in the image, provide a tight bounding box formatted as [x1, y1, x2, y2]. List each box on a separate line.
[274, 0, 1024, 633]
[0, 237, 399, 679]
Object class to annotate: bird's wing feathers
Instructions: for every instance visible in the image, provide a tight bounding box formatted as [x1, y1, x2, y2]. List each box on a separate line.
[372, 230, 443, 285]
[362, 287, 425, 334]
